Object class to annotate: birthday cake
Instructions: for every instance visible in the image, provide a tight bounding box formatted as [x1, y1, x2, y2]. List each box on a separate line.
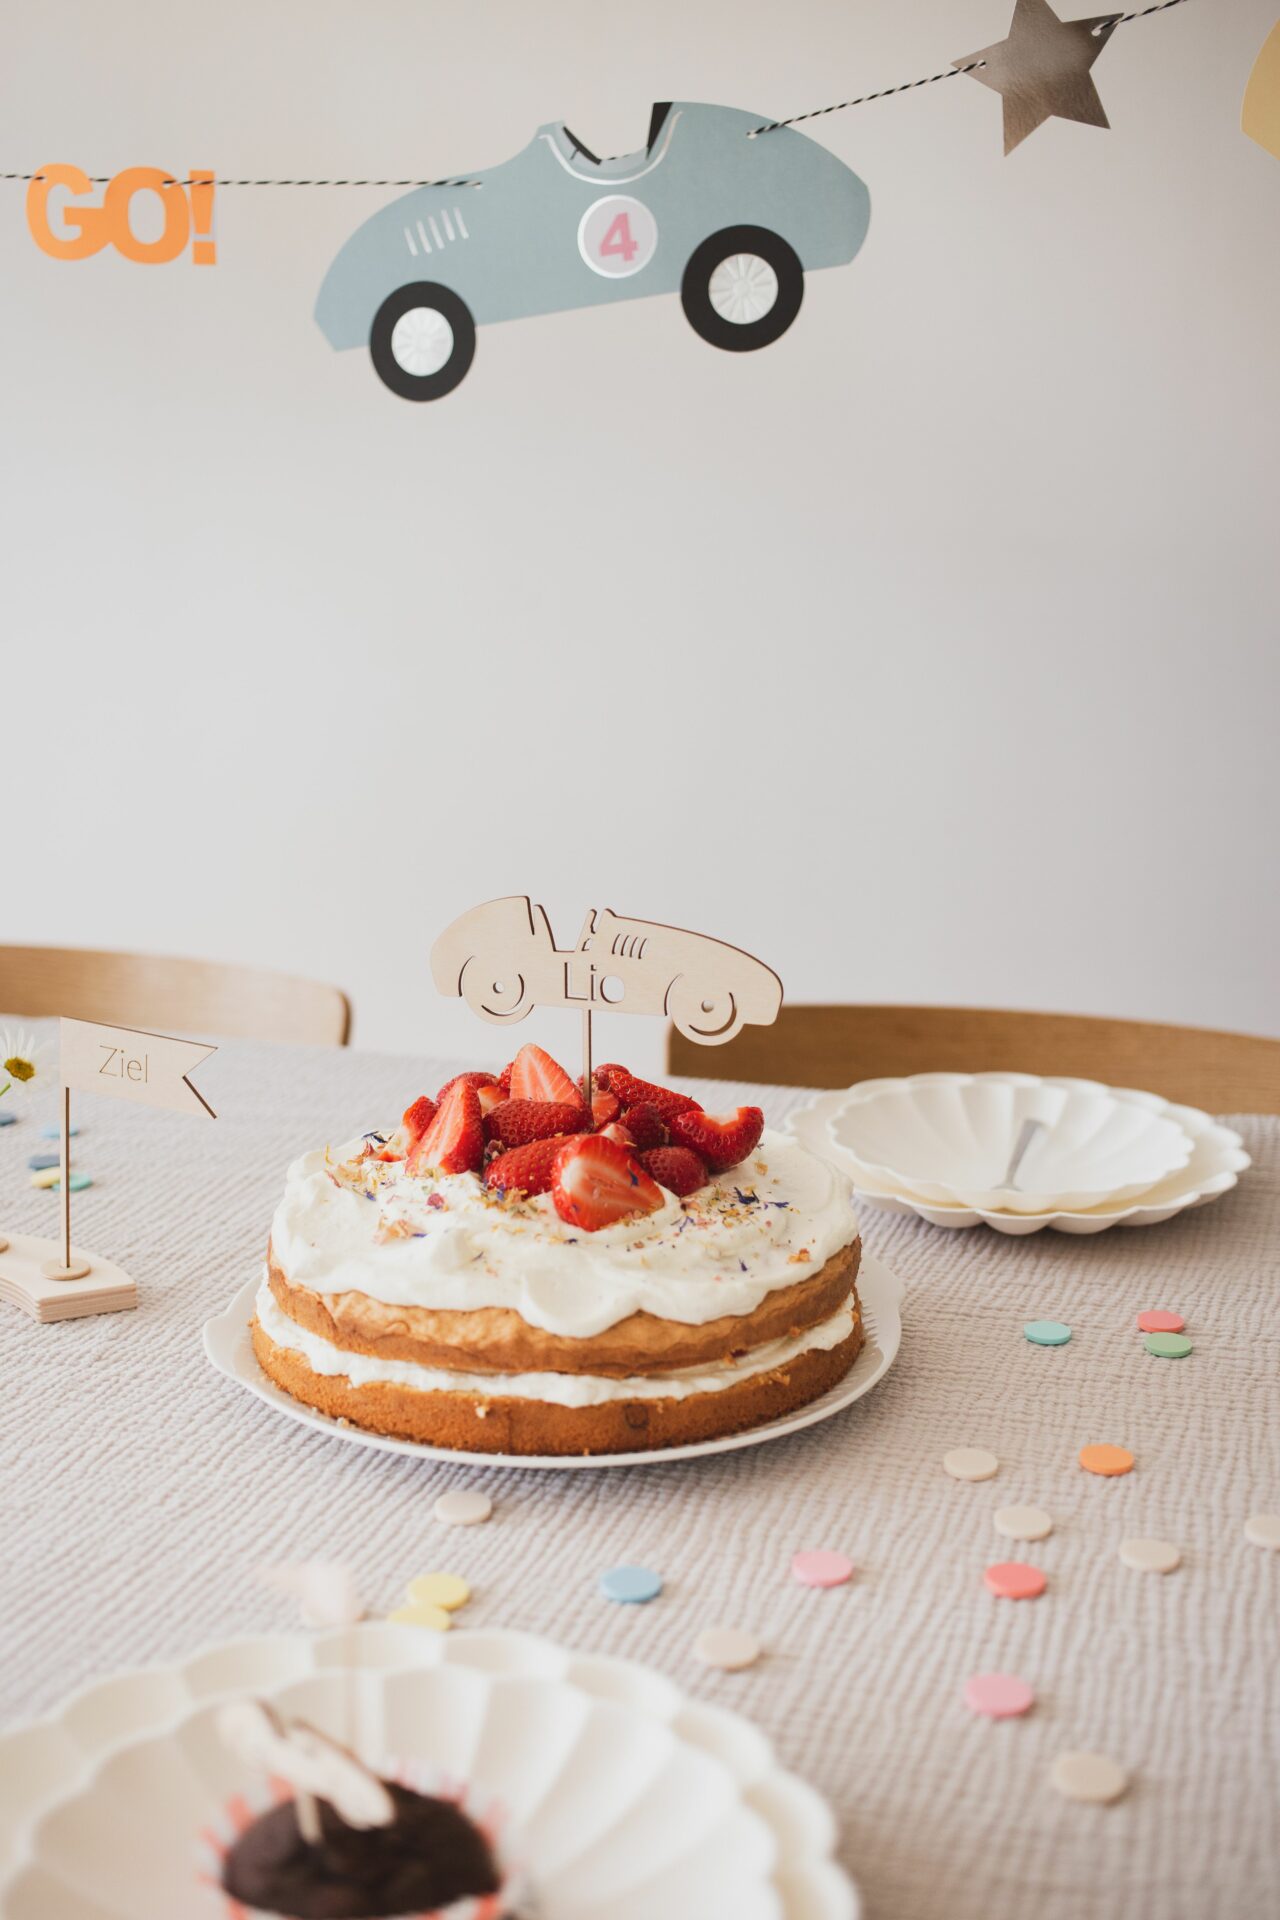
[252, 1047, 863, 1455]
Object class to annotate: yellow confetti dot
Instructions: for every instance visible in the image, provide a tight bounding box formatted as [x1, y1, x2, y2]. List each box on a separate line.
[387, 1602, 451, 1632]
[29, 1167, 61, 1189]
[406, 1572, 470, 1612]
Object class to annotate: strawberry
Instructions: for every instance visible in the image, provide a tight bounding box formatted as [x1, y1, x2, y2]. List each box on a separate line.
[591, 1089, 621, 1129]
[486, 1097, 590, 1148]
[597, 1068, 701, 1124]
[638, 1145, 710, 1198]
[437, 1070, 497, 1102]
[616, 1102, 667, 1151]
[551, 1135, 665, 1232]
[600, 1121, 635, 1146]
[593, 1063, 628, 1091]
[407, 1080, 484, 1176]
[485, 1136, 572, 1198]
[497, 1061, 513, 1095]
[477, 1082, 505, 1117]
[402, 1095, 437, 1141]
[508, 1043, 580, 1106]
[668, 1105, 765, 1173]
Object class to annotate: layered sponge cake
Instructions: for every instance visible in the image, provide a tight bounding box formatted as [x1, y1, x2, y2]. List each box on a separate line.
[252, 1048, 863, 1455]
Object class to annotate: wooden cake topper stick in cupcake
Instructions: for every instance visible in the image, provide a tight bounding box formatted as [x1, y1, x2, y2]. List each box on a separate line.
[218, 1699, 395, 1842]
[0, 1016, 216, 1325]
[431, 896, 782, 1099]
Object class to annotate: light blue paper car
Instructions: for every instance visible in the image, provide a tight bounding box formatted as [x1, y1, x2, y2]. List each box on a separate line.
[315, 102, 871, 399]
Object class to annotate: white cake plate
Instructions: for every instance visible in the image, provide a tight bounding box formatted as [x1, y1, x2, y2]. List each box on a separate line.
[788, 1084, 1249, 1237]
[202, 1254, 904, 1470]
[0, 1624, 860, 1920]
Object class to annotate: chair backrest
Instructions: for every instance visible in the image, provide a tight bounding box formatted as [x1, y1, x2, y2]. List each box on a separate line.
[0, 946, 351, 1048]
[667, 1004, 1280, 1114]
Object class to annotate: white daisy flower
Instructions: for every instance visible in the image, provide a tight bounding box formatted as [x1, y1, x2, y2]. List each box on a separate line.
[1, 1027, 46, 1091]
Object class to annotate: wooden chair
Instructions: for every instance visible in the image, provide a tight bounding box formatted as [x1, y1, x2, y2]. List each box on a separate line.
[667, 1005, 1280, 1114]
[0, 945, 352, 1047]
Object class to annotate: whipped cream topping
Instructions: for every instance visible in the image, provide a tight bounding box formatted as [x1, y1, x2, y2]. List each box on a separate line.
[256, 1278, 857, 1406]
[269, 1128, 859, 1339]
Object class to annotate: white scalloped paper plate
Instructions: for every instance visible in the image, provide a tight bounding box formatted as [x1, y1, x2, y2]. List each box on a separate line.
[788, 1078, 1249, 1237]
[0, 1626, 859, 1920]
[202, 1255, 903, 1470]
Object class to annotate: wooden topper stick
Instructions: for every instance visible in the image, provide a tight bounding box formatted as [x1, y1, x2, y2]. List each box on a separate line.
[43, 1086, 90, 1283]
[582, 1005, 592, 1111]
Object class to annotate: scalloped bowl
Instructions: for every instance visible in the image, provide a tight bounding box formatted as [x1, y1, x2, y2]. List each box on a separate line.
[1, 1628, 858, 1920]
[829, 1074, 1194, 1213]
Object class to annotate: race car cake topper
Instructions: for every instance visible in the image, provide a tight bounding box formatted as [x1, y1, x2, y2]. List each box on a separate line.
[431, 896, 782, 1094]
[316, 101, 871, 401]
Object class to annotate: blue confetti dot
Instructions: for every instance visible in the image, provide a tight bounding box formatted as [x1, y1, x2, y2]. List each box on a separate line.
[1024, 1319, 1072, 1347]
[598, 1564, 663, 1605]
[0, 1111, 15, 1127]
[40, 1123, 79, 1139]
[28, 1152, 61, 1171]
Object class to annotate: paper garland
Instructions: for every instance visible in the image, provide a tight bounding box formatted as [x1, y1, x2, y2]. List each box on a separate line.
[1243, 22, 1280, 161]
[954, 0, 1119, 155]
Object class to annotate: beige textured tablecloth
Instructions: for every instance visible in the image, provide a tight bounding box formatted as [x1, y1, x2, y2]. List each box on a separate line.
[1, 1029, 1277, 1920]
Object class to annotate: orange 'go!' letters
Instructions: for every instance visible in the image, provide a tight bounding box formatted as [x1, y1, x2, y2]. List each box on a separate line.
[27, 165, 216, 264]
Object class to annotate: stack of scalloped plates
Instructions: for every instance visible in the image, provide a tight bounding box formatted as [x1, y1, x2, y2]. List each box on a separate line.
[787, 1073, 1249, 1236]
[0, 1625, 859, 1919]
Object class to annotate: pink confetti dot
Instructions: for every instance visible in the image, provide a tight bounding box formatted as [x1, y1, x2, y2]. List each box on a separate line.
[1137, 1309, 1184, 1333]
[791, 1550, 856, 1589]
[964, 1673, 1035, 1719]
[984, 1561, 1047, 1600]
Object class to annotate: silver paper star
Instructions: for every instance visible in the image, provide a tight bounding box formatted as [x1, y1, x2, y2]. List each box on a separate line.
[955, 0, 1120, 155]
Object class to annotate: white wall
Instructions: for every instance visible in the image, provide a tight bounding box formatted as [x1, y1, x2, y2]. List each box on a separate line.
[4, 0, 1278, 1067]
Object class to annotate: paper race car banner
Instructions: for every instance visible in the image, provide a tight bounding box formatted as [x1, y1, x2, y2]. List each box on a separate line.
[28, 166, 217, 264]
[59, 1018, 217, 1117]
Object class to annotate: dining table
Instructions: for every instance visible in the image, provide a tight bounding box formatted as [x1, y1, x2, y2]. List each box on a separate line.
[1, 1024, 1277, 1920]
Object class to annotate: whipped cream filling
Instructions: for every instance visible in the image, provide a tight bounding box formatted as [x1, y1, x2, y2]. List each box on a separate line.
[255, 1277, 856, 1407]
[268, 1127, 859, 1339]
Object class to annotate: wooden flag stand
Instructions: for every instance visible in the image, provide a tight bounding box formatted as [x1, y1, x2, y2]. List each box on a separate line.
[0, 1017, 216, 1324]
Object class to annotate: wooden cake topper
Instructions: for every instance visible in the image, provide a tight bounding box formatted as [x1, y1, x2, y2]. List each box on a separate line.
[0, 1016, 216, 1324]
[218, 1699, 395, 1841]
[431, 895, 782, 1097]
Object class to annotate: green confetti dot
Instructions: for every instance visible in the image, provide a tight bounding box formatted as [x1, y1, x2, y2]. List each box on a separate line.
[1144, 1331, 1192, 1359]
[1024, 1319, 1072, 1347]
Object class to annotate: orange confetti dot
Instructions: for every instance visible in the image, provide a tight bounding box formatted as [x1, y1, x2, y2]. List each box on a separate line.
[1079, 1443, 1134, 1477]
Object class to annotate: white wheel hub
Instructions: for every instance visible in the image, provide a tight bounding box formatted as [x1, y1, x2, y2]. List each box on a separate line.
[389, 306, 455, 377]
[708, 253, 779, 325]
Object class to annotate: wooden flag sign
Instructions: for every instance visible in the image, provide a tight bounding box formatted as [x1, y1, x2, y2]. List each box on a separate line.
[431, 895, 781, 1098]
[0, 1017, 216, 1324]
[60, 1017, 216, 1116]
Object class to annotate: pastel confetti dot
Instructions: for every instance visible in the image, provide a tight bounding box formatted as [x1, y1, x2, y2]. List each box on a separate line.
[406, 1572, 470, 1611]
[433, 1489, 492, 1528]
[791, 1550, 856, 1589]
[598, 1564, 663, 1604]
[984, 1561, 1047, 1600]
[388, 1602, 451, 1632]
[994, 1505, 1054, 1542]
[1137, 1309, 1184, 1334]
[943, 1447, 999, 1482]
[31, 1168, 92, 1191]
[694, 1627, 761, 1671]
[40, 1122, 78, 1138]
[964, 1673, 1035, 1719]
[1144, 1331, 1192, 1359]
[1118, 1537, 1180, 1574]
[0, 1111, 15, 1127]
[27, 1153, 61, 1171]
[1050, 1751, 1130, 1804]
[1079, 1444, 1134, 1478]
[1024, 1319, 1072, 1347]
[1244, 1513, 1280, 1551]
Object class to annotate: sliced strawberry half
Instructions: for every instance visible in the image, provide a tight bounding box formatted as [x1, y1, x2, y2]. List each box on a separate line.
[598, 1068, 702, 1124]
[617, 1102, 667, 1151]
[551, 1135, 665, 1232]
[486, 1097, 590, 1148]
[437, 1070, 497, 1102]
[485, 1135, 574, 1198]
[508, 1043, 581, 1106]
[497, 1061, 513, 1095]
[407, 1080, 484, 1176]
[600, 1121, 635, 1147]
[593, 1063, 628, 1091]
[591, 1089, 621, 1129]
[668, 1105, 765, 1173]
[638, 1145, 710, 1198]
